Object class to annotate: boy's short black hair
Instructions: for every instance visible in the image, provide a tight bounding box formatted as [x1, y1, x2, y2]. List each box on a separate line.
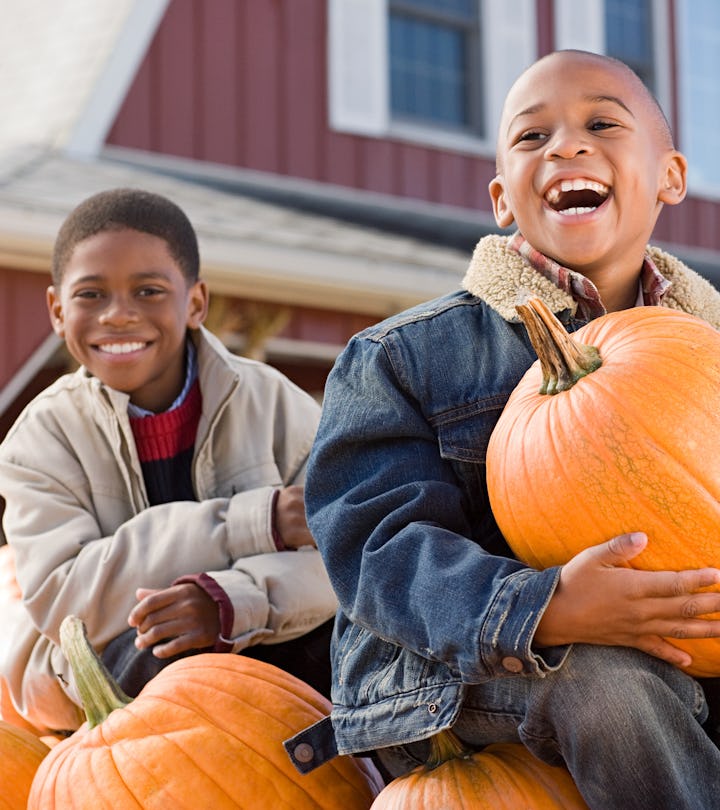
[52, 188, 200, 286]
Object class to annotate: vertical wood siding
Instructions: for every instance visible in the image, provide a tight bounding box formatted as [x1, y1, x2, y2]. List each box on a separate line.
[105, 0, 720, 253]
[106, 0, 499, 216]
[0, 268, 52, 391]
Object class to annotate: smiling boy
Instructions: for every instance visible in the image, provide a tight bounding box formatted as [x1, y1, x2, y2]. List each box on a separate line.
[0, 189, 336, 736]
[285, 51, 720, 808]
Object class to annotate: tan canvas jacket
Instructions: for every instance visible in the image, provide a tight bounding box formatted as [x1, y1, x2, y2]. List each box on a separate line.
[0, 326, 336, 734]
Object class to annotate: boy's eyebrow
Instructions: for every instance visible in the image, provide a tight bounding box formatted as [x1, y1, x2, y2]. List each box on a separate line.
[507, 94, 635, 134]
[68, 270, 173, 285]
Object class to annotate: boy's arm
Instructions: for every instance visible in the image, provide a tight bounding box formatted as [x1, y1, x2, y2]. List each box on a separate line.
[305, 335, 561, 683]
[127, 550, 337, 657]
[0, 444, 311, 655]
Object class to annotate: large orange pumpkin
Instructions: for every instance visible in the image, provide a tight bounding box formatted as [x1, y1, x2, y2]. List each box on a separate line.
[0, 719, 50, 810]
[486, 298, 720, 676]
[370, 729, 587, 808]
[28, 616, 383, 809]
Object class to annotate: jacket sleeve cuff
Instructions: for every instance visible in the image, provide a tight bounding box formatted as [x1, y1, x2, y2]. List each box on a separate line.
[226, 486, 279, 557]
[478, 566, 570, 677]
[172, 572, 235, 653]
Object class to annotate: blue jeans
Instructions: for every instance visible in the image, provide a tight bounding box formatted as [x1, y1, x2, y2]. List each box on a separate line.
[375, 645, 720, 810]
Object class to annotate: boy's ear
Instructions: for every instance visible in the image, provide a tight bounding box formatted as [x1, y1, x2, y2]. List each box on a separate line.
[489, 175, 515, 228]
[186, 279, 209, 329]
[658, 151, 687, 206]
[46, 286, 65, 338]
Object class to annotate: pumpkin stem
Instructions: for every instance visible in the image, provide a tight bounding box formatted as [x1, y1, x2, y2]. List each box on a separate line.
[59, 615, 133, 729]
[425, 729, 473, 770]
[516, 297, 602, 395]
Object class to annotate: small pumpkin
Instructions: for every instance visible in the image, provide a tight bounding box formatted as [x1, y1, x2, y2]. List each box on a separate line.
[0, 719, 50, 810]
[28, 616, 383, 809]
[370, 729, 587, 808]
[487, 297, 720, 676]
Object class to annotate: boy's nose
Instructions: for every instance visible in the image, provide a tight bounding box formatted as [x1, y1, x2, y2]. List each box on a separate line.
[98, 297, 139, 324]
[544, 128, 591, 160]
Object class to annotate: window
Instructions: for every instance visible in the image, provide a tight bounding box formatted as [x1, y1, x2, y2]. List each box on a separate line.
[388, 0, 480, 132]
[327, 0, 536, 154]
[676, 0, 720, 194]
[553, 0, 666, 108]
[605, 0, 655, 91]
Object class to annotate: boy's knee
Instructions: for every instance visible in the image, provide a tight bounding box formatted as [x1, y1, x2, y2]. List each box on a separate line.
[535, 645, 706, 726]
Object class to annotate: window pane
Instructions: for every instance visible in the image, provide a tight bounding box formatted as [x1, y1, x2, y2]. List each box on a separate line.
[676, 0, 720, 189]
[390, 13, 468, 126]
[605, 0, 654, 91]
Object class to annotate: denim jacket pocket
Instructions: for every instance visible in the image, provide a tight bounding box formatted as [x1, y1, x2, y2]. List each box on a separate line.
[433, 398, 511, 554]
[434, 396, 508, 462]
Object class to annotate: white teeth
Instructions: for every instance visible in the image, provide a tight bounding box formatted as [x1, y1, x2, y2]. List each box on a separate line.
[99, 342, 145, 355]
[557, 206, 597, 216]
[546, 179, 609, 202]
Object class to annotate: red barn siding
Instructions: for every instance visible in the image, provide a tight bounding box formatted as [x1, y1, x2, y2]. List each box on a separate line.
[106, 0, 499, 219]
[106, 0, 720, 252]
[0, 268, 52, 392]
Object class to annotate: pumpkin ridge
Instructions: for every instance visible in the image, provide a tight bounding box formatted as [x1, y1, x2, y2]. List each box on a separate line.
[100, 707, 293, 808]
[114, 724, 266, 808]
[115, 685, 377, 809]
[572, 364, 720, 542]
[143, 678, 322, 738]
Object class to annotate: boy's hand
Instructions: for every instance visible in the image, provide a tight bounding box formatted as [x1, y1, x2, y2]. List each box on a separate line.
[534, 532, 720, 669]
[128, 584, 220, 658]
[275, 485, 316, 549]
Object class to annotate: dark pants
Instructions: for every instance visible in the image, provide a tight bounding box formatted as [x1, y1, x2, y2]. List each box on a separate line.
[101, 619, 334, 700]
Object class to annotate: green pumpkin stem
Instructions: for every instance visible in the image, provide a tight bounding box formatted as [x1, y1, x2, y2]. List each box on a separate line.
[426, 729, 473, 770]
[59, 615, 133, 728]
[516, 297, 602, 395]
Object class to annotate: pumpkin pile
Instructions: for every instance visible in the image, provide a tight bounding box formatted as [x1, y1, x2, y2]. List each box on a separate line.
[370, 728, 587, 808]
[27, 615, 383, 809]
[487, 297, 720, 676]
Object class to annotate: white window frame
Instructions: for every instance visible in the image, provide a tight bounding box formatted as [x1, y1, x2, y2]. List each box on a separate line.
[327, 0, 537, 156]
[553, 0, 671, 126]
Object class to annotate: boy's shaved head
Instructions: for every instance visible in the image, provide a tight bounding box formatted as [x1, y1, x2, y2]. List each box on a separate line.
[488, 47, 687, 288]
[496, 50, 673, 172]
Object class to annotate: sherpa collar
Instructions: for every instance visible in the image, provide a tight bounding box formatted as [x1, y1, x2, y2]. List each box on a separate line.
[461, 234, 720, 329]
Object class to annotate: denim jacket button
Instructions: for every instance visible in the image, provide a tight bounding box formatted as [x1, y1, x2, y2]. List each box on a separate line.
[293, 742, 315, 763]
[501, 656, 524, 673]
[427, 702, 438, 714]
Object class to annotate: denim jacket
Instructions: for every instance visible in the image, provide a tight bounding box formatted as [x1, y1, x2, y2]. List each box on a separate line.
[285, 235, 720, 772]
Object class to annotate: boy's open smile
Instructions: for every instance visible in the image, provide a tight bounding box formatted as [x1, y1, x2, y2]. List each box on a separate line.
[544, 177, 610, 216]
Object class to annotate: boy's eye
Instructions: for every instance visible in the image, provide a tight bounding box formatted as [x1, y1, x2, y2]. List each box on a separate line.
[137, 286, 165, 297]
[517, 130, 546, 143]
[73, 289, 102, 300]
[589, 120, 617, 132]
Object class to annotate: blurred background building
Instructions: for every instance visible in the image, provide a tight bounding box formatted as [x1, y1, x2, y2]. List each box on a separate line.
[1, 0, 719, 439]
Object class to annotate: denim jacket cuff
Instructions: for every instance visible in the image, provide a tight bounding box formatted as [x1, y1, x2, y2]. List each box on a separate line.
[478, 565, 568, 677]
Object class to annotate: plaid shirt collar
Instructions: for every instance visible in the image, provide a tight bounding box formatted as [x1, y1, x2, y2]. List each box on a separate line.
[508, 232, 671, 320]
